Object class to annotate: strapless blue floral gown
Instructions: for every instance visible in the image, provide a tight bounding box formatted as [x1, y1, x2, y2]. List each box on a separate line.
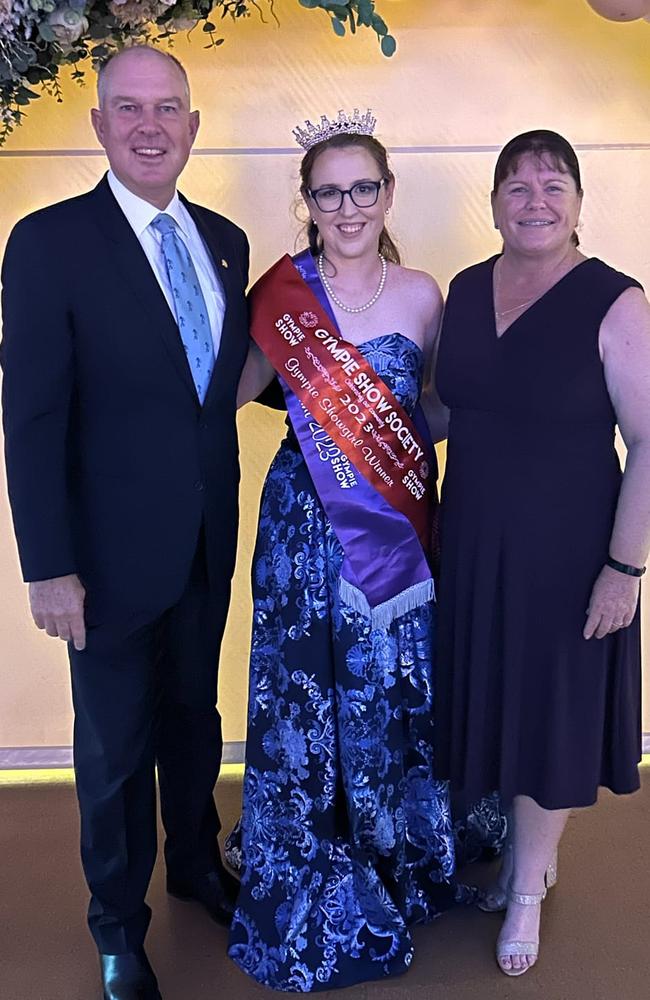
[227, 334, 504, 991]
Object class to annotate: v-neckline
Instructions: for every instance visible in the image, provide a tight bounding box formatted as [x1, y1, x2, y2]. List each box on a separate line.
[491, 254, 592, 340]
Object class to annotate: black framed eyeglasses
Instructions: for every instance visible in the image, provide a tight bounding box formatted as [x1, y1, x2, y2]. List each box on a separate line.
[307, 178, 388, 213]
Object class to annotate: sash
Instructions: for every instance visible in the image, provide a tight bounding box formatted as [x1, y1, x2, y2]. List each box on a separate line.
[250, 249, 436, 629]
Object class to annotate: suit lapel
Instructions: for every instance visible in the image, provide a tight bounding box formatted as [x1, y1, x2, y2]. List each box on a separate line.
[89, 177, 199, 404]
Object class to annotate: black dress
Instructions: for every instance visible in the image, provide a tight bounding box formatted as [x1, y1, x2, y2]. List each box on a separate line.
[434, 256, 643, 810]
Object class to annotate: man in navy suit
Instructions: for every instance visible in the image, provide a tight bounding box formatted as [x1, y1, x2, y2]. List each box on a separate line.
[1, 46, 249, 1000]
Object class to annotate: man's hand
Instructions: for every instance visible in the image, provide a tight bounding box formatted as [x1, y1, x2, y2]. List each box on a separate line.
[28, 574, 86, 651]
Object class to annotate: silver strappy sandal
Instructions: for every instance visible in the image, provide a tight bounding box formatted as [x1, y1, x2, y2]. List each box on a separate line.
[496, 883, 546, 977]
[478, 847, 558, 913]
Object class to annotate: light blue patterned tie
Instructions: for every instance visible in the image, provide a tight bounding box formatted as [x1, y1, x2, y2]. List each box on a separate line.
[152, 213, 214, 403]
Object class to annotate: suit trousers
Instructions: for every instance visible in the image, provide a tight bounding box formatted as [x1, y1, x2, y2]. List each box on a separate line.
[69, 530, 230, 954]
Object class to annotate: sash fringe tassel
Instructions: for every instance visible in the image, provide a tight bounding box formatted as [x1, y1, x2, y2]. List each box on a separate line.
[339, 576, 436, 631]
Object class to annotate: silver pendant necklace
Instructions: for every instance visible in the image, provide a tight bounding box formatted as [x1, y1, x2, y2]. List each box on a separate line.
[494, 259, 540, 318]
[318, 253, 387, 314]
[494, 251, 581, 318]
[496, 296, 540, 318]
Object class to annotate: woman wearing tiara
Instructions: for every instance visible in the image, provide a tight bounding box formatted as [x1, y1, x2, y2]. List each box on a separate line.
[225, 113, 503, 991]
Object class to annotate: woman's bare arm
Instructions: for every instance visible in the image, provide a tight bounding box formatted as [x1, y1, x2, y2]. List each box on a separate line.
[418, 276, 449, 444]
[584, 286, 650, 639]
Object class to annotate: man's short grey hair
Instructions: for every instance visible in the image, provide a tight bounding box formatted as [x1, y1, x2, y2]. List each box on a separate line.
[96, 45, 191, 108]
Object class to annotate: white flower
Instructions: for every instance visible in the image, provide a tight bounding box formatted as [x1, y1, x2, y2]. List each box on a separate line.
[46, 5, 88, 48]
[109, 0, 175, 26]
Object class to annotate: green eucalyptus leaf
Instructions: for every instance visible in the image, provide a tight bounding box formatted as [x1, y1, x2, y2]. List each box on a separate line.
[17, 86, 40, 101]
[26, 66, 48, 84]
[89, 24, 111, 40]
[380, 34, 396, 56]
[331, 17, 346, 37]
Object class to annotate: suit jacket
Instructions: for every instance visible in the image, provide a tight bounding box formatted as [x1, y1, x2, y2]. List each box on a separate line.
[1, 175, 250, 622]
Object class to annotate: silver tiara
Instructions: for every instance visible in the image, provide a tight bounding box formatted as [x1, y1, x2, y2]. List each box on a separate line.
[292, 109, 377, 151]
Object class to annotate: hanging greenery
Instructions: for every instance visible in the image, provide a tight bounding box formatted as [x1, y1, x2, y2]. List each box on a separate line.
[0, 1, 396, 144]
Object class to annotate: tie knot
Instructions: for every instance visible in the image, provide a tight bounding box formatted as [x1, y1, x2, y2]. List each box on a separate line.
[152, 213, 176, 237]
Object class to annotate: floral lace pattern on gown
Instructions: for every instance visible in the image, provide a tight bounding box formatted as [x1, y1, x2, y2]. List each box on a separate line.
[227, 334, 504, 992]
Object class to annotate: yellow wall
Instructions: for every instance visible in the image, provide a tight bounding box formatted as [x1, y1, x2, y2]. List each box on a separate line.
[1, 0, 649, 750]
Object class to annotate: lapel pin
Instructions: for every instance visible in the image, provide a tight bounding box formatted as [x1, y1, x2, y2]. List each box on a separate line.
[221, 258, 229, 269]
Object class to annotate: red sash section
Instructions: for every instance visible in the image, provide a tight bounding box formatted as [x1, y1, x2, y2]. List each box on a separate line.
[250, 255, 431, 549]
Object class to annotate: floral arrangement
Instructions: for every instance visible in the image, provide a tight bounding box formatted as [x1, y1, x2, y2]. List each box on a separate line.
[0, 1, 395, 144]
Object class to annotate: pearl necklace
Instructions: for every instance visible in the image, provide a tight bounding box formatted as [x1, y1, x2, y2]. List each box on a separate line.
[318, 253, 387, 314]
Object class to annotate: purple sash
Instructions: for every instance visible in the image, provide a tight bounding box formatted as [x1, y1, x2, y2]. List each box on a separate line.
[276, 250, 435, 628]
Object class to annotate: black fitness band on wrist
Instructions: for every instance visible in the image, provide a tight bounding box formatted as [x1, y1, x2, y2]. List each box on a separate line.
[606, 556, 646, 578]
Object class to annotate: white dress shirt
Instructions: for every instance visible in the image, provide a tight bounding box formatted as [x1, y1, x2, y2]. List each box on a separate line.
[107, 170, 226, 358]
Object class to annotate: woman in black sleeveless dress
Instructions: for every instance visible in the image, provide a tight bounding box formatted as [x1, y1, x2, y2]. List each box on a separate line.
[434, 130, 650, 977]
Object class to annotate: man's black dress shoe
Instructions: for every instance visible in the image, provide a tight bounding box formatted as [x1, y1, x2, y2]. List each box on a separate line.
[100, 949, 162, 1000]
[167, 867, 240, 926]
